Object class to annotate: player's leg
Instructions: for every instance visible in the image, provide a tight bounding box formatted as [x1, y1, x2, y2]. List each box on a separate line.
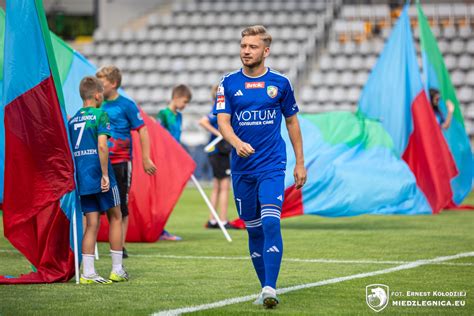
[206, 154, 220, 227]
[112, 162, 130, 257]
[232, 173, 265, 287]
[206, 177, 219, 228]
[80, 195, 111, 284]
[102, 184, 128, 282]
[217, 153, 231, 225]
[258, 170, 286, 307]
[218, 177, 230, 223]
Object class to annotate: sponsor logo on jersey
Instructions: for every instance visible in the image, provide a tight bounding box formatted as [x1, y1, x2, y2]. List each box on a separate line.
[137, 112, 143, 121]
[73, 148, 98, 157]
[216, 95, 225, 110]
[235, 109, 277, 126]
[267, 85, 278, 98]
[69, 114, 96, 124]
[234, 90, 244, 96]
[217, 85, 224, 96]
[245, 82, 265, 89]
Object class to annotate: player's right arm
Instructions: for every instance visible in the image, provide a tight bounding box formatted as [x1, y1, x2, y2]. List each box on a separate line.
[441, 99, 455, 129]
[217, 113, 254, 158]
[214, 79, 254, 158]
[98, 134, 110, 192]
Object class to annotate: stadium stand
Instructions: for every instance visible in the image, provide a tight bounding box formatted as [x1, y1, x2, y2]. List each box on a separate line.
[81, 0, 341, 145]
[80, 1, 474, 144]
[300, 2, 474, 135]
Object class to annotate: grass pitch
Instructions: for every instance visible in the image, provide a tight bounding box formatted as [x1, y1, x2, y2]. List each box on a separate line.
[0, 188, 473, 315]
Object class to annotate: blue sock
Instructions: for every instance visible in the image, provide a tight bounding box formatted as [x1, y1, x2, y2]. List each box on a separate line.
[246, 218, 265, 287]
[262, 216, 283, 289]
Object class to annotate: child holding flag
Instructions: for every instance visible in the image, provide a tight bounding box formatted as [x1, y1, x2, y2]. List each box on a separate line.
[155, 84, 192, 240]
[68, 76, 128, 284]
[96, 66, 156, 257]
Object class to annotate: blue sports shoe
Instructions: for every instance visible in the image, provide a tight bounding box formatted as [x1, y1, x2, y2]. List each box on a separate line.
[159, 230, 182, 241]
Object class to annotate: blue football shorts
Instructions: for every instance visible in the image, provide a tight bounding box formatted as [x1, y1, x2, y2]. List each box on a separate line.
[231, 169, 285, 223]
[80, 184, 121, 214]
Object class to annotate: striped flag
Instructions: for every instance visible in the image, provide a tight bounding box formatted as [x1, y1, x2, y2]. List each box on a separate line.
[358, 5, 457, 214]
[417, 2, 473, 205]
[0, 0, 77, 283]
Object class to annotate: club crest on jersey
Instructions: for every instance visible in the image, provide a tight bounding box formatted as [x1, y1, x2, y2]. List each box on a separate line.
[216, 95, 225, 110]
[245, 82, 265, 89]
[267, 86, 278, 98]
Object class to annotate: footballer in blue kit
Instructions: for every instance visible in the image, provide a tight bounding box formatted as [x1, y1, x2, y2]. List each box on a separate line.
[215, 25, 307, 308]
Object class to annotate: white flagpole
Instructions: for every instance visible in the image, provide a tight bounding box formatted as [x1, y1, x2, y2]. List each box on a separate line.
[204, 135, 223, 153]
[95, 244, 99, 260]
[72, 207, 80, 284]
[191, 174, 232, 242]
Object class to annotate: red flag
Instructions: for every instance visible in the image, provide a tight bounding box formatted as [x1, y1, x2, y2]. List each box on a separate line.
[98, 111, 195, 242]
[1, 0, 75, 284]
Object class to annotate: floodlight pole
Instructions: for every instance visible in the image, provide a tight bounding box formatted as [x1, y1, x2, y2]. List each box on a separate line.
[191, 174, 232, 242]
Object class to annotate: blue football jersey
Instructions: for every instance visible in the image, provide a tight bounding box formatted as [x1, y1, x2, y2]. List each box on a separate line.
[157, 107, 182, 142]
[68, 107, 117, 195]
[214, 68, 299, 174]
[101, 95, 144, 164]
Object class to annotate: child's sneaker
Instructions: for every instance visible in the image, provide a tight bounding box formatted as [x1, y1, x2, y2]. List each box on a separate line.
[79, 274, 112, 285]
[205, 221, 219, 229]
[262, 286, 279, 309]
[159, 230, 182, 241]
[109, 269, 129, 282]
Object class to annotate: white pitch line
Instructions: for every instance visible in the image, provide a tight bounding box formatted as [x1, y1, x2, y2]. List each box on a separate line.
[1, 249, 473, 266]
[152, 251, 474, 316]
[132, 253, 474, 266]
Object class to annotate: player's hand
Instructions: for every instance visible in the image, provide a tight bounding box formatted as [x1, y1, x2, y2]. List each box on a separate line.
[143, 158, 157, 175]
[235, 141, 255, 158]
[294, 163, 307, 190]
[101, 175, 110, 192]
[446, 100, 455, 113]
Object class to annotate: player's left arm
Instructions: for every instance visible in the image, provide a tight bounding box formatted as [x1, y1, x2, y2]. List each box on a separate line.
[285, 114, 306, 190]
[138, 126, 157, 175]
[98, 134, 110, 192]
[126, 102, 157, 175]
[281, 78, 307, 189]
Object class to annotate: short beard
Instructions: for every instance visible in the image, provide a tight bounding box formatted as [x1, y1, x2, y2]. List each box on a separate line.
[241, 56, 264, 69]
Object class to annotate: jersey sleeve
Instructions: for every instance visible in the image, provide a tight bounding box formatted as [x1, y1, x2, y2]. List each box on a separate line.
[213, 79, 231, 115]
[280, 78, 299, 118]
[207, 112, 218, 127]
[125, 100, 145, 130]
[157, 109, 168, 129]
[98, 111, 112, 137]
